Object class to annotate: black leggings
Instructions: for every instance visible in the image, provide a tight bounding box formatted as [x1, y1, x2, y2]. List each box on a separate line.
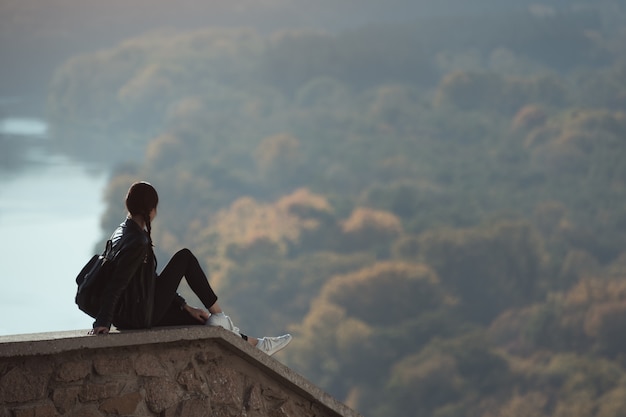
[152, 248, 218, 327]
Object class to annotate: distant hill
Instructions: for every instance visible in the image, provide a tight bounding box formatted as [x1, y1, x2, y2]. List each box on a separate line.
[0, 0, 599, 99]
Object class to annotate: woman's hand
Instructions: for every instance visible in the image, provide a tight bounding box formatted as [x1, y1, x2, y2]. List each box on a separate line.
[183, 304, 209, 323]
[90, 326, 110, 335]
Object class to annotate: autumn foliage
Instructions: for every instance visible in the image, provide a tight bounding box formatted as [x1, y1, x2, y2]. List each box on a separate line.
[43, 5, 626, 416]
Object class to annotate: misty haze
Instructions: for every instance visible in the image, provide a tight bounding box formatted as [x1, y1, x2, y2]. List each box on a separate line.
[1, 1, 626, 416]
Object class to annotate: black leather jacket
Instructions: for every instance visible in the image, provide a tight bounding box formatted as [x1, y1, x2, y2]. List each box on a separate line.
[94, 218, 155, 329]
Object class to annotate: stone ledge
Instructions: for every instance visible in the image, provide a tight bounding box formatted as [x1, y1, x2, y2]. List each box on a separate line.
[0, 326, 362, 417]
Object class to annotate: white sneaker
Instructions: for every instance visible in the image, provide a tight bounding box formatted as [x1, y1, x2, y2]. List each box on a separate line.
[256, 334, 292, 356]
[206, 314, 241, 335]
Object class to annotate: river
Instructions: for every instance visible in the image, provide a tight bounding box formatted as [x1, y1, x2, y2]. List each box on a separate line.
[0, 115, 108, 335]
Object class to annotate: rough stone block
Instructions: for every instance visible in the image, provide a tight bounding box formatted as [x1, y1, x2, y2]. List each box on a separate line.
[195, 349, 220, 364]
[0, 366, 48, 403]
[144, 377, 184, 413]
[262, 384, 289, 403]
[11, 401, 59, 417]
[207, 365, 244, 407]
[244, 383, 265, 413]
[210, 405, 245, 417]
[292, 397, 317, 417]
[265, 397, 305, 417]
[164, 397, 211, 417]
[135, 353, 168, 377]
[158, 347, 193, 372]
[52, 386, 82, 414]
[93, 355, 133, 376]
[79, 382, 122, 402]
[267, 406, 290, 417]
[56, 360, 91, 382]
[67, 406, 104, 417]
[177, 364, 209, 396]
[98, 391, 142, 415]
[260, 384, 289, 411]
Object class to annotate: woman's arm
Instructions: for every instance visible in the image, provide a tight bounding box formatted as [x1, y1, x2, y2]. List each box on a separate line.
[182, 303, 209, 323]
[90, 326, 109, 335]
[93, 242, 147, 330]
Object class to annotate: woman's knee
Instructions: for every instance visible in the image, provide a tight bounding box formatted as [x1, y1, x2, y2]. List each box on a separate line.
[174, 248, 193, 260]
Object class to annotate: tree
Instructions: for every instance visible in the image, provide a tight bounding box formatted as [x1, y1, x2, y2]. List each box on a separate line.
[340, 207, 403, 254]
[418, 221, 548, 323]
[384, 333, 510, 417]
[319, 261, 449, 326]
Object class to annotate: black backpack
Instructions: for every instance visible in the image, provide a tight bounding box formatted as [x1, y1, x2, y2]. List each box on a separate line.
[75, 240, 115, 318]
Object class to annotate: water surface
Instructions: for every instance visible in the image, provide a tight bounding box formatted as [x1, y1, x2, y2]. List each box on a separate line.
[0, 116, 107, 335]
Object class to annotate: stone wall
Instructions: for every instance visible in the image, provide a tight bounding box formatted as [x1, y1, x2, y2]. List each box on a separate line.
[0, 327, 361, 417]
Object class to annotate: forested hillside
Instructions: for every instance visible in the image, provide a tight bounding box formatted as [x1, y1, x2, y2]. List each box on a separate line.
[0, 0, 610, 97]
[45, 3, 626, 416]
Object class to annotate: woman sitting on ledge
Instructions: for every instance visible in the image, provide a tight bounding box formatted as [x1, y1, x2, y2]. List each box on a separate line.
[90, 181, 292, 356]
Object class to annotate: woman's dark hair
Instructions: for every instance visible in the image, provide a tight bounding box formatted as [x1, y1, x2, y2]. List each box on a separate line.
[125, 181, 159, 243]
